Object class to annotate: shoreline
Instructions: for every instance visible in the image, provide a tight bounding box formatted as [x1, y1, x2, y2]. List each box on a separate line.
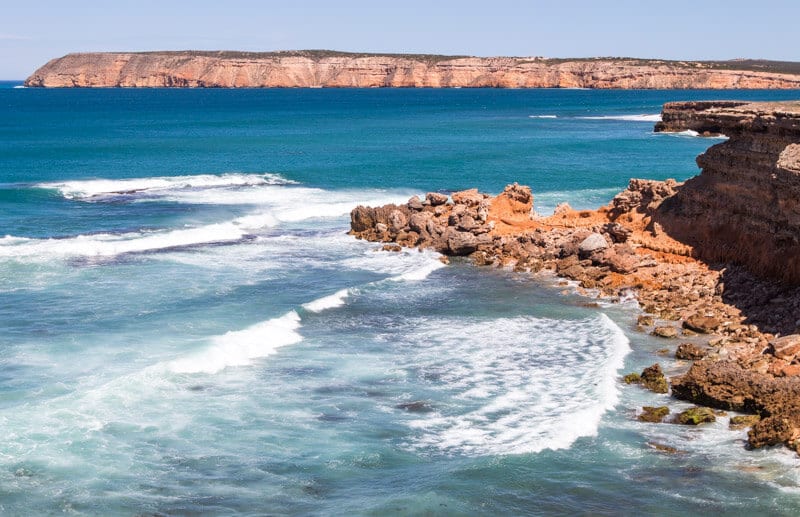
[24, 52, 800, 89]
[348, 100, 800, 457]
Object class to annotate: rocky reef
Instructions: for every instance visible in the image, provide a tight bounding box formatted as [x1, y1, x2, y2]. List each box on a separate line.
[349, 100, 800, 455]
[24, 51, 800, 89]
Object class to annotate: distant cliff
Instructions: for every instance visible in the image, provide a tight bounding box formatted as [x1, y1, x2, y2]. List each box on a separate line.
[24, 51, 800, 89]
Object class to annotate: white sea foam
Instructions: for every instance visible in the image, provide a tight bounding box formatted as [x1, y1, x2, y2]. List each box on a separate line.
[387, 259, 446, 282]
[404, 313, 630, 456]
[302, 289, 351, 313]
[659, 129, 729, 139]
[528, 115, 558, 119]
[169, 311, 302, 374]
[13, 85, 26, 89]
[0, 222, 252, 260]
[38, 173, 296, 201]
[579, 114, 662, 122]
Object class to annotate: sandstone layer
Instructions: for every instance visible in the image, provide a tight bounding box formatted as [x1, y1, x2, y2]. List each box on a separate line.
[654, 101, 800, 284]
[349, 100, 800, 455]
[24, 51, 800, 89]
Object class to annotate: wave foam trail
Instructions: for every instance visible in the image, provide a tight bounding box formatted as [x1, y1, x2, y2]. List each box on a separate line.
[579, 114, 662, 122]
[404, 314, 630, 456]
[302, 289, 351, 313]
[0, 222, 253, 261]
[37, 173, 296, 201]
[529, 115, 558, 119]
[169, 311, 302, 374]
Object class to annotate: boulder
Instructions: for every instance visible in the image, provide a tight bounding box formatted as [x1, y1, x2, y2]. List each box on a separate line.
[652, 326, 678, 339]
[770, 334, 800, 362]
[578, 233, 609, 257]
[603, 222, 632, 243]
[447, 231, 479, 255]
[675, 342, 707, 360]
[408, 212, 433, 234]
[641, 363, 669, 393]
[407, 195, 424, 211]
[425, 192, 449, 206]
[682, 313, 721, 334]
[638, 406, 670, 423]
[452, 189, 486, 207]
[675, 406, 716, 425]
[388, 209, 408, 233]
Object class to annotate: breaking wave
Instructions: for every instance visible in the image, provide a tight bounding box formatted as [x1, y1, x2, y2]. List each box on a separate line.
[168, 311, 303, 374]
[404, 313, 630, 456]
[37, 173, 296, 201]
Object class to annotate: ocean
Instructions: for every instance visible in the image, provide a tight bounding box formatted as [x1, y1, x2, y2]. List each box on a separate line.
[1, 83, 800, 515]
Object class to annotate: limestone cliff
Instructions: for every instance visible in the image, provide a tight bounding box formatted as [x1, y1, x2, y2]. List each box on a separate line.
[24, 51, 800, 89]
[653, 101, 800, 283]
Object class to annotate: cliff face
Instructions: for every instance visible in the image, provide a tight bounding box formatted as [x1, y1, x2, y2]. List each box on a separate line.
[24, 51, 800, 88]
[653, 101, 800, 283]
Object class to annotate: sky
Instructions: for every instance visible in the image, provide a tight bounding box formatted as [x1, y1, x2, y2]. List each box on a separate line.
[1, 0, 798, 79]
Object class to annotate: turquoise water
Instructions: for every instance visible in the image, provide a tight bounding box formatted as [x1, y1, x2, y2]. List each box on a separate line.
[2, 86, 800, 515]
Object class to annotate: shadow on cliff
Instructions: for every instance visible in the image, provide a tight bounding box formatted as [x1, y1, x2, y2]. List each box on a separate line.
[652, 181, 800, 336]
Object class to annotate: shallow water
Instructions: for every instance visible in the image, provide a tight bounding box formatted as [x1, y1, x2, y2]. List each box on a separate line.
[1, 86, 799, 515]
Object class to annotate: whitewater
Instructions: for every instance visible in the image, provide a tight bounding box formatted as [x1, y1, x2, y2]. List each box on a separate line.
[2, 86, 799, 515]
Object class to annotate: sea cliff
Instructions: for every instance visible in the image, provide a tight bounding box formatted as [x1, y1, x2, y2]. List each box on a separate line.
[24, 51, 800, 89]
[349, 100, 800, 455]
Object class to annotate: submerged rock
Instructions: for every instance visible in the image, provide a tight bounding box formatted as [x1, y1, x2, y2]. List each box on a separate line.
[638, 406, 670, 423]
[730, 414, 761, 430]
[396, 401, 434, 413]
[675, 406, 716, 425]
[641, 364, 669, 394]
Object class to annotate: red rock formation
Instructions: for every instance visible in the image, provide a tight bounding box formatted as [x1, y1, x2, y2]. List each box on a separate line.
[24, 51, 800, 89]
[349, 101, 800, 455]
[654, 101, 800, 284]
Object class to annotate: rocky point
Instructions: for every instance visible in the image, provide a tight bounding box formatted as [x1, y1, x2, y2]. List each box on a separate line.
[349, 100, 800, 456]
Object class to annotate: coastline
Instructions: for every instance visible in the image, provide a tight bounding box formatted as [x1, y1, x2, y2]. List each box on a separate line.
[348, 100, 800, 456]
[23, 51, 800, 89]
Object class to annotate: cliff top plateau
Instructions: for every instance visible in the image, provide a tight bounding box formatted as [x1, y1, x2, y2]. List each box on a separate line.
[24, 51, 800, 89]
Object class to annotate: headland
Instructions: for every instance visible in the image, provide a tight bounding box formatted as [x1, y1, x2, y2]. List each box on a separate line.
[24, 51, 800, 88]
[349, 100, 800, 455]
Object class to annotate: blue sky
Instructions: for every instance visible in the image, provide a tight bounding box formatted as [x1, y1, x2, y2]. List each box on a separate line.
[1, 0, 798, 79]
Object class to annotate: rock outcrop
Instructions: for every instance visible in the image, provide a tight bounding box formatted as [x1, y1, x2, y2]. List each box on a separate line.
[349, 101, 800, 456]
[654, 101, 800, 284]
[24, 51, 800, 89]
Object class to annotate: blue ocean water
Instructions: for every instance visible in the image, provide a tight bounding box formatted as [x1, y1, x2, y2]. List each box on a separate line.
[1, 87, 800, 515]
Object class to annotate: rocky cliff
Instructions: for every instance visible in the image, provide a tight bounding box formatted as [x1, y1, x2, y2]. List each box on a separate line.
[24, 51, 800, 88]
[654, 101, 800, 284]
[348, 100, 800, 455]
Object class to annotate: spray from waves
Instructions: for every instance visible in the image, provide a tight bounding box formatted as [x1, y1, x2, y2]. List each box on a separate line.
[169, 311, 302, 374]
[657, 129, 729, 139]
[37, 173, 296, 201]
[403, 313, 630, 456]
[578, 114, 662, 122]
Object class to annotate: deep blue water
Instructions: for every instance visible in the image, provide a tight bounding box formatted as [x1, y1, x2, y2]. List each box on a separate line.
[1, 87, 800, 515]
